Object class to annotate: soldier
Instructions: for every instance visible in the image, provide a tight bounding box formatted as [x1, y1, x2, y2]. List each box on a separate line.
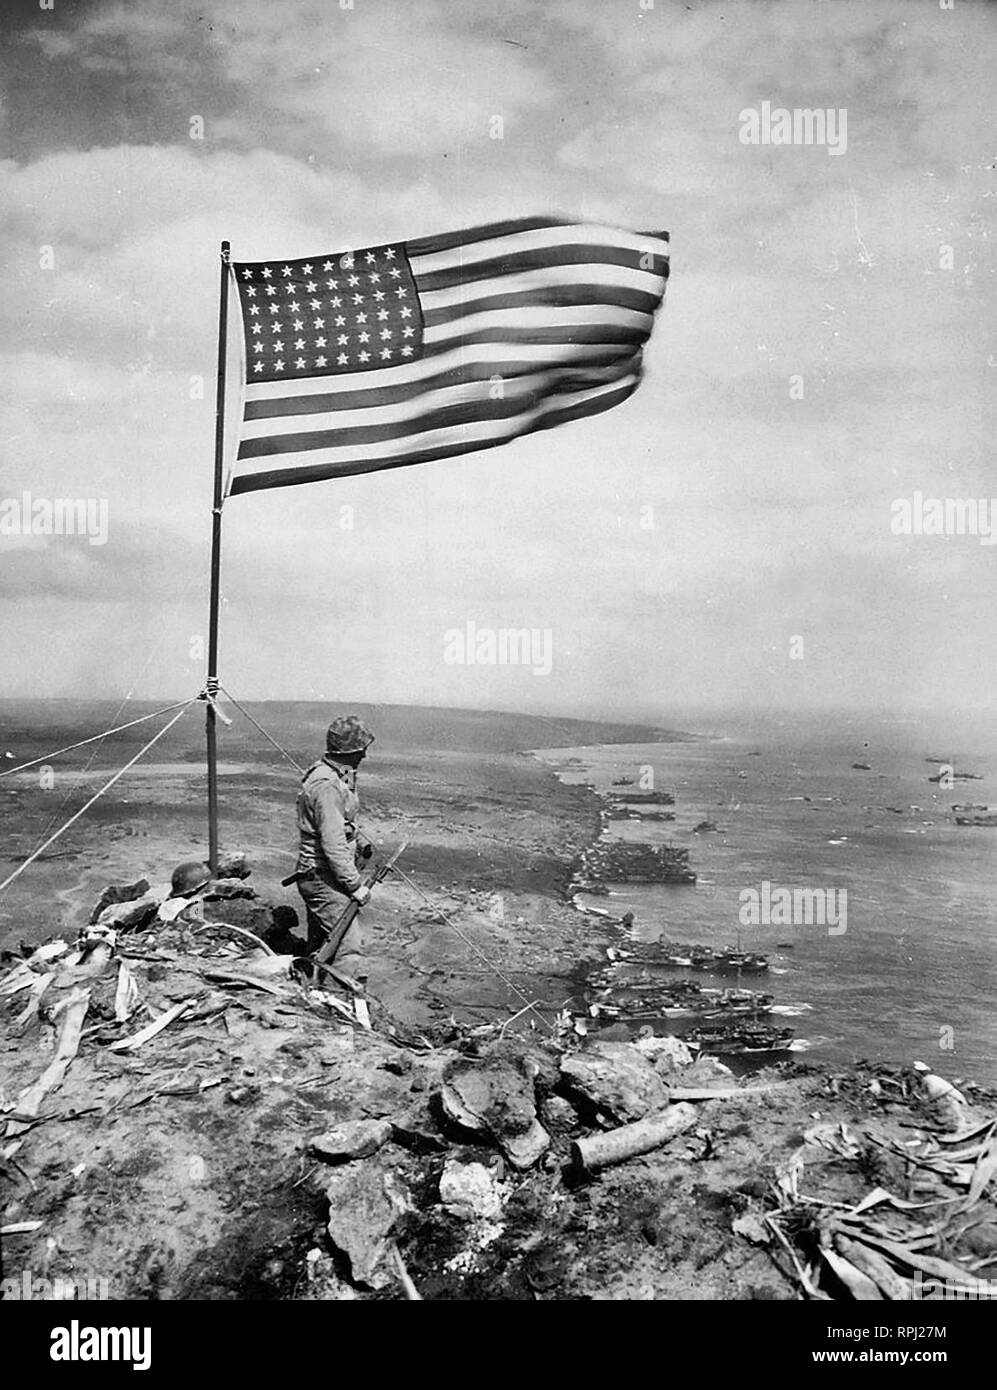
[294, 714, 375, 984]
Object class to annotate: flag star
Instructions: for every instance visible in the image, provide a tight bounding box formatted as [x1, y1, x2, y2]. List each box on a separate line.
[246, 286, 256, 297]
[358, 330, 370, 343]
[368, 272, 381, 283]
[340, 254, 354, 269]
[402, 325, 415, 337]
[388, 267, 402, 279]
[295, 357, 306, 368]
[337, 334, 348, 345]
[310, 299, 321, 309]
[241, 268, 254, 279]
[253, 361, 263, 371]
[273, 340, 284, 352]
[384, 247, 396, 259]
[271, 321, 283, 332]
[252, 324, 262, 334]
[380, 348, 392, 359]
[380, 328, 392, 340]
[253, 342, 264, 353]
[323, 260, 334, 271]
[356, 312, 367, 323]
[334, 315, 346, 326]
[358, 350, 370, 362]
[249, 305, 260, 315]
[401, 345, 413, 356]
[295, 338, 305, 349]
[261, 267, 272, 278]
[268, 304, 280, 315]
[395, 287, 407, 298]
[265, 285, 276, 296]
[315, 335, 327, 347]
[325, 279, 338, 290]
[377, 308, 389, 321]
[352, 294, 363, 305]
[293, 319, 304, 330]
[373, 290, 385, 302]
[305, 281, 317, 293]
[313, 318, 325, 328]
[302, 264, 313, 274]
[348, 274, 360, 287]
[365, 252, 376, 264]
[274, 360, 284, 370]
[281, 265, 293, 276]
[338, 353, 349, 365]
[315, 355, 327, 367]
[330, 296, 342, 308]
[289, 301, 300, 312]
[399, 306, 412, 318]
[284, 283, 296, 293]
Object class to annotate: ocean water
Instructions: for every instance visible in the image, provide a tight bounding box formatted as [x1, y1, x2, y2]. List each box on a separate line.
[535, 711, 997, 1080]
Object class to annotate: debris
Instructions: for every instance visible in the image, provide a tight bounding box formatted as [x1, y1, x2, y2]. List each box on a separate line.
[89, 878, 151, 923]
[440, 1052, 551, 1169]
[1, 1220, 43, 1235]
[633, 1033, 695, 1074]
[439, 1158, 505, 1220]
[310, 1118, 392, 1162]
[95, 892, 163, 932]
[732, 1213, 770, 1245]
[107, 998, 196, 1052]
[912, 1063, 969, 1132]
[571, 1101, 697, 1173]
[7, 987, 91, 1134]
[113, 960, 141, 1022]
[324, 1160, 412, 1289]
[559, 1041, 670, 1125]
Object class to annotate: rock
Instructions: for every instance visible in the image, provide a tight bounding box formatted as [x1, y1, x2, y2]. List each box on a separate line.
[89, 878, 151, 924]
[541, 1094, 579, 1131]
[634, 1034, 695, 1075]
[683, 1056, 737, 1087]
[95, 892, 162, 931]
[559, 1041, 670, 1124]
[732, 1213, 770, 1245]
[325, 1161, 411, 1288]
[310, 1118, 392, 1162]
[215, 851, 251, 879]
[205, 879, 258, 900]
[439, 1159, 505, 1221]
[440, 1054, 550, 1169]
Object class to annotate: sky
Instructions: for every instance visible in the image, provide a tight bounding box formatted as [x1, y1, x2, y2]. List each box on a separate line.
[0, 0, 994, 725]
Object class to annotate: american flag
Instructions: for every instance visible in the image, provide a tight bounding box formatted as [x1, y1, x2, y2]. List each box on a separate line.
[229, 217, 669, 496]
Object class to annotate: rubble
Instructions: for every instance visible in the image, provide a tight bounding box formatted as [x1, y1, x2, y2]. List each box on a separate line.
[310, 1118, 392, 1162]
[559, 1040, 670, 1124]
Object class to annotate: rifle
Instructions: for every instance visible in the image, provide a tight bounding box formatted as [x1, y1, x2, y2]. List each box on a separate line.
[313, 840, 408, 971]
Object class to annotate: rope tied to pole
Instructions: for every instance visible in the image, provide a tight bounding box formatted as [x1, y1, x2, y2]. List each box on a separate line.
[0, 699, 194, 781]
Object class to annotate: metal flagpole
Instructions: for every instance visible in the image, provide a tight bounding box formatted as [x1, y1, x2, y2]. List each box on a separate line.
[206, 239, 231, 873]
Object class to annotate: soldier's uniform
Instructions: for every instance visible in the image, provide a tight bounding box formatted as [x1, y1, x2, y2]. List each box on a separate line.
[294, 715, 375, 979]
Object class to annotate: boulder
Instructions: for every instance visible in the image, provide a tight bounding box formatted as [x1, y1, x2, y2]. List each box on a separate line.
[559, 1041, 670, 1124]
[439, 1159, 504, 1221]
[682, 1055, 736, 1087]
[324, 1161, 411, 1289]
[634, 1034, 695, 1075]
[89, 878, 151, 924]
[95, 892, 162, 932]
[310, 1118, 392, 1163]
[441, 1054, 550, 1170]
[215, 851, 251, 879]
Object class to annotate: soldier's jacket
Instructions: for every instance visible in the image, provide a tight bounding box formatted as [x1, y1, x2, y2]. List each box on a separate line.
[295, 757, 363, 893]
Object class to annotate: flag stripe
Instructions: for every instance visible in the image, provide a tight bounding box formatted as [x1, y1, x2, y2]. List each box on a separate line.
[243, 340, 635, 408]
[237, 358, 640, 458]
[424, 304, 652, 346]
[413, 242, 667, 294]
[421, 281, 662, 325]
[230, 374, 640, 494]
[239, 358, 638, 441]
[407, 219, 668, 271]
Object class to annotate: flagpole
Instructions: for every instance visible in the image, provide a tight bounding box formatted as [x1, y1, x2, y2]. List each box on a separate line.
[206, 239, 231, 873]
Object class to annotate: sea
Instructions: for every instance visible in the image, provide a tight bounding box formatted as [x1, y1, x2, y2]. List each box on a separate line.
[534, 708, 997, 1081]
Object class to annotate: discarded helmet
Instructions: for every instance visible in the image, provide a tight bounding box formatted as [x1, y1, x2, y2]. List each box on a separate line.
[170, 861, 211, 897]
[326, 715, 375, 755]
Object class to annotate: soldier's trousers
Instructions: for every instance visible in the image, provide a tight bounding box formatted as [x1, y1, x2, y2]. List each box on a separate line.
[296, 871, 363, 980]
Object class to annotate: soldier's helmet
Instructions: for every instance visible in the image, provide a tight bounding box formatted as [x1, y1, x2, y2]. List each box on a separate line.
[170, 861, 212, 897]
[326, 714, 376, 755]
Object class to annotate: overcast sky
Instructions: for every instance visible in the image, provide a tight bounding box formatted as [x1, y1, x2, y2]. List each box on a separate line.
[1, 0, 994, 722]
